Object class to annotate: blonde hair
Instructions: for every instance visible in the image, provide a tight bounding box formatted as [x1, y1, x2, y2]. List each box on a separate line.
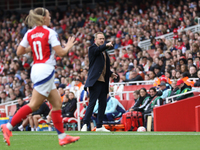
[94, 32, 104, 39]
[26, 7, 46, 27]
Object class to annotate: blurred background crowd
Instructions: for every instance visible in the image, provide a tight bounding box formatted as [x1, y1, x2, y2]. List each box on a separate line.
[0, 0, 200, 104]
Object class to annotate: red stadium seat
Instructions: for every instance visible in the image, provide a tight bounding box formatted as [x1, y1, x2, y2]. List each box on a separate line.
[7, 105, 16, 116]
[119, 100, 128, 110]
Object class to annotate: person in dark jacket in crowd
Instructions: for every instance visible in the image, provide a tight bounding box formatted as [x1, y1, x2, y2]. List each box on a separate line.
[143, 87, 163, 114]
[133, 90, 140, 102]
[13, 97, 29, 131]
[62, 92, 77, 118]
[174, 79, 193, 101]
[129, 88, 150, 112]
[15, 97, 28, 114]
[30, 101, 50, 131]
[194, 70, 200, 87]
[143, 87, 163, 128]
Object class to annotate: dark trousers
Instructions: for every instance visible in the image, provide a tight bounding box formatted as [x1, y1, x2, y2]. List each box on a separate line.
[83, 81, 107, 128]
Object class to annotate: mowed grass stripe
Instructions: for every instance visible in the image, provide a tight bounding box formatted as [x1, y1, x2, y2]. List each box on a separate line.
[1, 132, 200, 150]
[9, 131, 200, 136]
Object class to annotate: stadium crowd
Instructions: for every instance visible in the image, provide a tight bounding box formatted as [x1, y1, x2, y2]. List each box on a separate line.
[0, 0, 199, 130]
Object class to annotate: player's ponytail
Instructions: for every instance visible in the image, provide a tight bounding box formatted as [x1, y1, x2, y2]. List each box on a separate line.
[25, 7, 46, 27]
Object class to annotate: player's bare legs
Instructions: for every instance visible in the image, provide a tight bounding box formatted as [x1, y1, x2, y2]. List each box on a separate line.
[1, 89, 45, 146]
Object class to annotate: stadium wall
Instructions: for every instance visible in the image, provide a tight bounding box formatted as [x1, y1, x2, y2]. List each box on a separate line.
[195, 105, 200, 132]
[154, 95, 200, 131]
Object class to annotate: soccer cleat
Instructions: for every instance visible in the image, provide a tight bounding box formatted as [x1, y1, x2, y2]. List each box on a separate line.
[59, 135, 80, 146]
[1, 124, 12, 146]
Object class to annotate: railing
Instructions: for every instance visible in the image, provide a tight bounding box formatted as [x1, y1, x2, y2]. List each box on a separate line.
[138, 24, 200, 50]
[110, 91, 136, 100]
[165, 88, 200, 104]
[110, 80, 155, 86]
[109, 78, 199, 86]
[0, 0, 90, 11]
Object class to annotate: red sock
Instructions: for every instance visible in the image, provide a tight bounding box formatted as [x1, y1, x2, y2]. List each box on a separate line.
[11, 105, 32, 127]
[51, 110, 64, 134]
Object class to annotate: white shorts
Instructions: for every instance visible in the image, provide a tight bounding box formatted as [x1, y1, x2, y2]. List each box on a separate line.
[31, 64, 56, 97]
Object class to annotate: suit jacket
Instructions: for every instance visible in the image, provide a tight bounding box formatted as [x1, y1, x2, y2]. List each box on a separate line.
[84, 43, 112, 94]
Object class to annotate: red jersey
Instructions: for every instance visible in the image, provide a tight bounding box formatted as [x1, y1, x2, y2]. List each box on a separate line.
[20, 25, 60, 66]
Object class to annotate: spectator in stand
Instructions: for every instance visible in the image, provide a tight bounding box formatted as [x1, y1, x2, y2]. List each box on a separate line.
[182, 72, 195, 87]
[62, 92, 77, 118]
[10, 93, 17, 101]
[154, 65, 162, 77]
[30, 101, 50, 131]
[15, 97, 29, 131]
[180, 64, 188, 74]
[121, 34, 133, 46]
[189, 65, 198, 78]
[123, 70, 143, 83]
[92, 94, 125, 125]
[150, 38, 156, 49]
[176, 38, 186, 54]
[160, 75, 172, 90]
[159, 82, 172, 101]
[132, 90, 140, 103]
[54, 78, 60, 88]
[176, 70, 182, 79]
[194, 70, 200, 87]
[187, 58, 194, 67]
[143, 87, 163, 126]
[129, 88, 150, 113]
[58, 84, 65, 103]
[174, 79, 193, 101]
[0, 91, 11, 103]
[141, 56, 148, 72]
[148, 70, 156, 80]
[14, 87, 25, 98]
[114, 38, 121, 49]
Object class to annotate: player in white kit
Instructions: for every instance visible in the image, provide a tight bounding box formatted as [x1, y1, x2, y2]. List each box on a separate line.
[1, 7, 80, 146]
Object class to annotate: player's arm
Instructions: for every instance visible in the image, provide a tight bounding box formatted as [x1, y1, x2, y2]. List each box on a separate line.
[16, 46, 32, 56]
[17, 32, 31, 56]
[53, 37, 77, 57]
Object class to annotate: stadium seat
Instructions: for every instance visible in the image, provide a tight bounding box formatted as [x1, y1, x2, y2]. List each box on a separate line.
[0, 112, 6, 117]
[7, 105, 16, 116]
[119, 100, 128, 110]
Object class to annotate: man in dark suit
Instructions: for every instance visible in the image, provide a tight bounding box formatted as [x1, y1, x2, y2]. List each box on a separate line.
[81, 32, 117, 132]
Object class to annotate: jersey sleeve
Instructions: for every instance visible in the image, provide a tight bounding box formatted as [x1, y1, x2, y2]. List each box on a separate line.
[49, 30, 61, 47]
[20, 32, 29, 48]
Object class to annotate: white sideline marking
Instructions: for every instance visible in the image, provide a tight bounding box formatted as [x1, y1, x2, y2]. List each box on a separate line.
[10, 132, 200, 136]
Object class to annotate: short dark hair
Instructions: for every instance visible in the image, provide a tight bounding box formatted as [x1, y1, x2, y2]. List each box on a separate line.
[17, 97, 23, 101]
[149, 87, 156, 92]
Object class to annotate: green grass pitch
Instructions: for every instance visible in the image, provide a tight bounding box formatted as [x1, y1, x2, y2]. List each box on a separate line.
[1, 132, 200, 150]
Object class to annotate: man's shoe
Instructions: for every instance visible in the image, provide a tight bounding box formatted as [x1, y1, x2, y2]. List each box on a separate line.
[96, 126, 110, 132]
[81, 124, 87, 131]
[1, 124, 12, 146]
[59, 135, 80, 146]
